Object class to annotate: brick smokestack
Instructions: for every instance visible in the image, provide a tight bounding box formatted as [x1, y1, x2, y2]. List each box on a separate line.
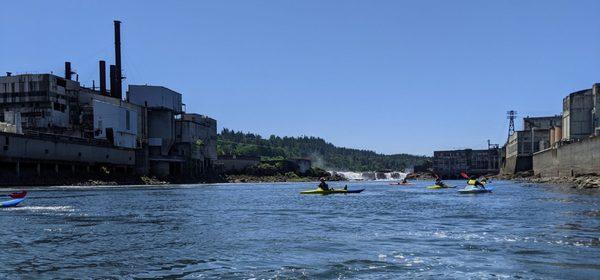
[99, 60, 107, 95]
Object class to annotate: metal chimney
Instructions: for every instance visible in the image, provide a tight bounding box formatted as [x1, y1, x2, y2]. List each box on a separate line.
[114, 20, 122, 99]
[65, 61, 72, 80]
[109, 64, 116, 97]
[99, 60, 107, 95]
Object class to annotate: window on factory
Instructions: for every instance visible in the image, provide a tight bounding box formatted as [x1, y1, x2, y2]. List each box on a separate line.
[11, 83, 15, 93]
[18, 82, 24, 92]
[52, 103, 66, 112]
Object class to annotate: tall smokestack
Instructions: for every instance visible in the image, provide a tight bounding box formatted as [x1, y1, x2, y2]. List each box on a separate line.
[99, 60, 107, 95]
[65, 62, 72, 80]
[109, 65, 116, 98]
[114, 20, 122, 99]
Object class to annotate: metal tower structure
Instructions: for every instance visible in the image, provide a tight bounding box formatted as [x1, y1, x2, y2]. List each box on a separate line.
[507, 110, 517, 138]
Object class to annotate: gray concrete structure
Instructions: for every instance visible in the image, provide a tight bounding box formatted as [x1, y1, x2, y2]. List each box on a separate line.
[433, 148, 500, 179]
[175, 113, 218, 176]
[128, 85, 182, 113]
[127, 85, 182, 177]
[592, 83, 600, 136]
[0, 74, 79, 135]
[523, 115, 562, 130]
[0, 131, 134, 166]
[562, 89, 594, 141]
[215, 155, 261, 173]
[533, 136, 600, 177]
[501, 115, 560, 174]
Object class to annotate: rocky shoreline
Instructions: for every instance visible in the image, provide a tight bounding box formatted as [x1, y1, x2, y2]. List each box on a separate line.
[493, 171, 600, 190]
[520, 175, 600, 190]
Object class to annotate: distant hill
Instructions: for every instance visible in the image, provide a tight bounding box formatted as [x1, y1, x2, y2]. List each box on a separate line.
[217, 128, 429, 171]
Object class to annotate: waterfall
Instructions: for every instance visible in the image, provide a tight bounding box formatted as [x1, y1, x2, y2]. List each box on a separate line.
[331, 171, 407, 181]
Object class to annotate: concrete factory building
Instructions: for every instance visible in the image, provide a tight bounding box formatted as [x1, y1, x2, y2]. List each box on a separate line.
[433, 147, 500, 179]
[0, 20, 218, 183]
[562, 88, 595, 141]
[532, 84, 600, 177]
[501, 115, 562, 174]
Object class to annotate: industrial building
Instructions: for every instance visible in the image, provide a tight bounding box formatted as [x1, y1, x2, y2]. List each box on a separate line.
[0, 20, 217, 183]
[501, 115, 562, 174]
[433, 146, 500, 179]
[533, 84, 600, 177]
[562, 88, 595, 141]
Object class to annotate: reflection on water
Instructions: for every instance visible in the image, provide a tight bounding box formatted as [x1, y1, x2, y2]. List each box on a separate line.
[1, 180, 599, 279]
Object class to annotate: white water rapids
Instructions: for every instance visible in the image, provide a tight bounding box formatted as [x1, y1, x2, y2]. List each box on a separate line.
[330, 171, 407, 181]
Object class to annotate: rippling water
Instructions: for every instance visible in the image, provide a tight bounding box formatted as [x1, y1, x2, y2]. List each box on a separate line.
[1, 181, 599, 279]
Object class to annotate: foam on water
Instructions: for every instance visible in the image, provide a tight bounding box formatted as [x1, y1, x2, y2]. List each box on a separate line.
[2, 205, 75, 213]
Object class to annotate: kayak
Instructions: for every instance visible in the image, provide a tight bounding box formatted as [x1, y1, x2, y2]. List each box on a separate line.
[9, 191, 27, 199]
[300, 188, 365, 195]
[1, 198, 25, 208]
[427, 185, 457, 189]
[458, 186, 492, 194]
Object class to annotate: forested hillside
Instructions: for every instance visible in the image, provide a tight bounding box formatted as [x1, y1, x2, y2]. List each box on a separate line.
[218, 129, 429, 171]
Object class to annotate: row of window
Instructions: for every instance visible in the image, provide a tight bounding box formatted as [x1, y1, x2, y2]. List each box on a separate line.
[0, 91, 50, 98]
[0, 81, 47, 93]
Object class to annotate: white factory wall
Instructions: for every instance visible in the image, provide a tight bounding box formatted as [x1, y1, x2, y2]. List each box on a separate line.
[93, 100, 138, 148]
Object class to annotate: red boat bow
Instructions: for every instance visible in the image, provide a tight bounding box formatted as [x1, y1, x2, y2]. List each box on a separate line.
[9, 191, 27, 199]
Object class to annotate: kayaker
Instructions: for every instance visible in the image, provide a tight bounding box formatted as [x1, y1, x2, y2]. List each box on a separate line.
[435, 178, 446, 187]
[401, 178, 408, 184]
[468, 176, 486, 189]
[318, 178, 330, 191]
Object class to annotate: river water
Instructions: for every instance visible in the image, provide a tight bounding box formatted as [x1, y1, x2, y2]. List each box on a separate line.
[1, 181, 599, 279]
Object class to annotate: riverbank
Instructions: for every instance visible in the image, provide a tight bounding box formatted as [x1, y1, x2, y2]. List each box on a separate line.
[0, 173, 227, 187]
[224, 172, 346, 183]
[493, 172, 600, 190]
[520, 175, 600, 190]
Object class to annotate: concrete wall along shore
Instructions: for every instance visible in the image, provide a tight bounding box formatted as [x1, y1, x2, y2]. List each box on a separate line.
[0, 131, 135, 166]
[533, 136, 600, 177]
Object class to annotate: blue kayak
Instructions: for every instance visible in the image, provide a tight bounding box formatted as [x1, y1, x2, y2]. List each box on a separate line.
[458, 186, 492, 194]
[1, 198, 25, 207]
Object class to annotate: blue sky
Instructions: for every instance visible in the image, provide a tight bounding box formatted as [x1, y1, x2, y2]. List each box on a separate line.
[1, 1, 599, 155]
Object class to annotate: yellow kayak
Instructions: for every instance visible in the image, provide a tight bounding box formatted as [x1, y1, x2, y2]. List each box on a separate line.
[427, 185, 456, 189]
[300, 188, 365, 195]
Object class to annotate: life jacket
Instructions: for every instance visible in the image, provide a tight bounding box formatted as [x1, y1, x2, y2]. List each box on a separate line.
[467, 179, 477, 185]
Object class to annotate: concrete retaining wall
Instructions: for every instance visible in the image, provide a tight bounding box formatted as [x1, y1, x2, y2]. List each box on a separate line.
[0, 132, 135, 165]
[533, 136, 600, 177]
[501, 155, 532, 174]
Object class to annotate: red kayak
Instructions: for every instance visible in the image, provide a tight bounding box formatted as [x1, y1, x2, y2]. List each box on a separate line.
[9, 191, 27, 199]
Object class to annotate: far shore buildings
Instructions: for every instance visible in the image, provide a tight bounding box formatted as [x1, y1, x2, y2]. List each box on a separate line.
[502, 83, 600, 177]
[433, 144, 500, 179]
[0, 21, 216, 180]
